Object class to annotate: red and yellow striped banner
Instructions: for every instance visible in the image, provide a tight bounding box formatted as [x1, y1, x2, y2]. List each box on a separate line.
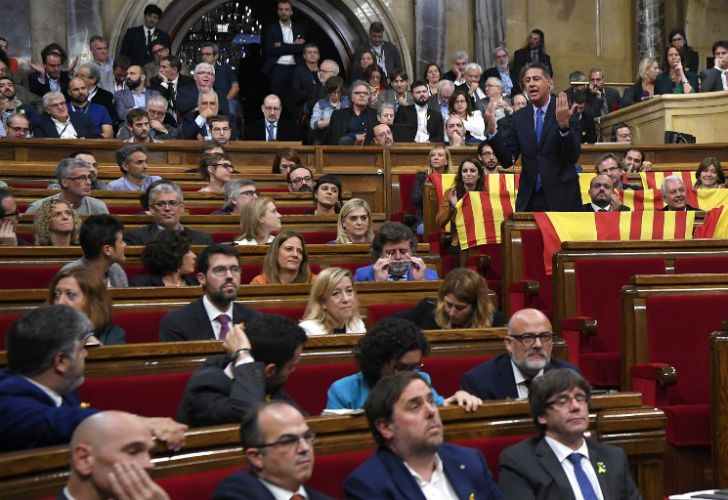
[639, 171, 694, 190]
[695, 206, 728, 238]
[455, 191, 515, 247]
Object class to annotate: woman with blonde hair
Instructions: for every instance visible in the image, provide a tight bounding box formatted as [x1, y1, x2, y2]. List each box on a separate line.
[250, 231, 317, 284]
[395, 268, 504, 329]
[622, 56, 660, 106]
[333, 198, 373, 244]
[299, 267, 366, 336]
[412, 144, 452, 234]
[234, 196, 282, 245]
[34, 199, 81, 246]
[48, 266, 126, 345]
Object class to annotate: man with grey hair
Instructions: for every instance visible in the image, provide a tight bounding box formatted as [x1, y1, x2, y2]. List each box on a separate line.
[213, 179, 258, 215]
[444, 114, 466, 147]
[117, 95, 178, 141]
[74, 61, 116, 121]
[25, 157, 109, 215]
[182, 88, 220, 140]
[177, 62, 230, 118]
[460, 308, 578, 400]
[443, 50, 469, 84]
[428, 79, 454, 122]
[456, 62, 487, 113]
[661, 175, 697, 211]
[0, 305, 187, 452]
[107, 144, 162, 191]
[114, 64, 159, 123]
[123, 180, 213, 245]
[3, 113, 31, 139]
[33, 91, 100, 139]
[325, 80, 379, 145]
[88, 36, 115, 93]
[482, 45, 517, 97]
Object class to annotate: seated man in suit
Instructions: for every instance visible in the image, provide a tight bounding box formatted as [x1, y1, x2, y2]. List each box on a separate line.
[61, 411, 169, 500]
[700, 40, 728, 92]
[213, 401, 331, 499]
[0, 305, 187, 452]
[324, 80, 379, 145]
[344, 371, 502, 499]
[355, 222, 438, 282]
[177, 314, 306, 426]
[175, 62, 230, 119]
[33, 91, 100, 139]
[25, 157, 109, 215]
[460, 308, 579, 400]
[159, 244, 259, 342]
[583, 175, 630, 212]
[74, 62, 116, 122]
[114, 64, 159, 123]
[393, 80, 443, 143]
[123, 180, 213, 245]
[661, 175, 698, 211]
[119, 3, 171, 67]
[499, 369, 642, 499]
[180, 89, 222, 141]
[148, 54, 194, 119]
[117, 96, 178, 141]
[244, 94, 300, 141]
[588, 68, 621, 115]
[595, 152, 638, 191]
[454, 63, 488, 114]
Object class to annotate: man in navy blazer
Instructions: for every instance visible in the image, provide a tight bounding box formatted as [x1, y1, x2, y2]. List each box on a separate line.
[486, 62, 582, 212]
[159, 244, 259, 342]
[394, 80, 444, 143]
[119, 4, 171, 67]
[344, 371, 502, 499]
[33, 91, 100, 139]
[460, 308, 579, 400]
[499, 369, 642, 499]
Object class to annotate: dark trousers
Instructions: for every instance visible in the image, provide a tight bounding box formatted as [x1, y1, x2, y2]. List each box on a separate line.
[270, 64, 297, 120]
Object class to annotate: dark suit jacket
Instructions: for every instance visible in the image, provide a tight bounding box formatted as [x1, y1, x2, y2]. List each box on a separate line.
[583, 203, 630, 212]
[27, 71, 70, 97]
[261, 22, 306, 75]
[212, 469, 331, 500]
[89, 87, 116, 123]
[353, 41, 403, 77]
[393, 105, 444, 143]
[393, 298, 506, 330]
[119, 25, 171, 66]
[0, 370, 98, 452]
[176, 354, 297, 427]
[661, 204, 698, 211]
[460, 353, 580, 400]
[291, 63, 321, 114]
[600, 86, 622, 114]
[499, 436, 642, 500]
[489, 96, 582, 211]
[128, 274, 198, 287]
[244, 118, 301, 141]
[700, 67, 725, 92]
[149, 74, 195, 109]
[114, 88, 160, 122]
[175, 85, 230, 118]
[344, 444, 502, 499]
[324, 107, 379, 145]
[481, 66, 521, 96]
[512, 48, 552, 83]
[159, 298, 260, 342]
[123, 224, 213, 246]
[32, 112, 101, 139]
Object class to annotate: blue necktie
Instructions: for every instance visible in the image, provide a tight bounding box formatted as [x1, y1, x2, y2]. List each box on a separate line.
[534, 108, 544, 191]
[567, 453, 598, 500]
[267, 122, 276, 141]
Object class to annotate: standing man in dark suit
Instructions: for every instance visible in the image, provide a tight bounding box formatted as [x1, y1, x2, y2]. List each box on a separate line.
[583, 175, 630, 212]
[149, 55, 194, 120]
[33, 91, 100, 139]
[27, 43, 71, 98]
[700, 40, 728, 92]
[460, 308, 579, 400]
[244, 94, 300, 141]
[486, 63, 582, 212]
[344, 371, 502, 499]
[159, 244, 259, 342]
[511, 29, 552, 83]
[262, 0, 306, 119]
[119, 4, 171, 67]
[499, 369, 642, 499]
[393, 80, 444, 143]
[353, 21, 403, 79]
[213, 401, 331, 499]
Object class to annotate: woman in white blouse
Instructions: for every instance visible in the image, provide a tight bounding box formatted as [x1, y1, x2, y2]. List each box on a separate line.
[448, 89, 486, 142]
[299, 267, 366, 336]
[234, 196, 281, 245]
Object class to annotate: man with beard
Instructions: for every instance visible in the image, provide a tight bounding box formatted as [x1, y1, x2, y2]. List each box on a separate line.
[0, 76, 40, 126]
[159, 244, 260, 342]
[394, 80, 443, 143]
[114, 65, 159, 123]
[583, 175, 630, 212]
[477, 141, 500, 174]
[382, 70, 413, 111]
[176, 315, 306, 427]
[108, 144, 162, 190]
[482, 46, 517, 97]
[74, 62, 116, 122]
[460, 308, 578, 399]
[119, 4, 171, 67]
[512, 28, 553, 83]
[287, 165, 314, 193]
[66, 77, 113, 138]
[344, 371, 502, 499]
[121, 108, 161, 144]
[0, 305, 187, 452]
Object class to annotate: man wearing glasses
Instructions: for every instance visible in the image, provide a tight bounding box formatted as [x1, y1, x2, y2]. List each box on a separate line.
[499, 369, 641, 499]
[123, 180, 213, 246]
[26, 158, 109, 215]
[0, 187, 26, 246]
[213, 401, 330, 499]
[116, 96, 179, 141]
[460, 308, 578, 400]
[287, 165, 314, 193]
[3, 113, 31, 139]
[160, 244, 259, 342]
[107, 144, 161, 191]
[177, 314, 305, 427]
[214, 179, 258, 216]
[34, 91, 100, 139]
[244, 94, 300, 141]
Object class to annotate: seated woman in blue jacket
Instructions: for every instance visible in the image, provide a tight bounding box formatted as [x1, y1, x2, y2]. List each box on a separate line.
[325, 317, 481, 411]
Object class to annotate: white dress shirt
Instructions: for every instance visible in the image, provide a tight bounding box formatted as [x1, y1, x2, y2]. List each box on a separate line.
[403, 453, 459, 500]
[259, 477, 308, 500]
[202, 295, 235, 340]
[510, 360, 544, 399]
[52, 117, 78, 138]
[544, 436, 604, 500]
[414, 104, 430, 142]
[277, 22, 296, 65]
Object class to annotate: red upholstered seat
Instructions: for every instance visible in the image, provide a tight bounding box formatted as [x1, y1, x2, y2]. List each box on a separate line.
[256, 306, 306, 322]
[278, 206, 314, 215]
[156, 465, 241, 499]
[286, 362, 357, 416]
[367, 302, 416, 325]
[308, 449, 374, 497]
[425, 355, 492, 396]
[123, 264, 146, 280]
[510, 229, 552, 319]
[0, 313, 21, 348]
[632, 293, 728, 446]
[0, 264, 61, 289]
[107, 206, 147, 215]
[456, 434, 534, 481]
[114, 310, 168, 343]
[566, 257, 664, 388]
[78, 371, 192, 418]
[675, 255, 728, 274]
[397, 173, 418, 218]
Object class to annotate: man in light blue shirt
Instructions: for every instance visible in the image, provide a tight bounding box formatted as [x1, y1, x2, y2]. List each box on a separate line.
[106, 144, 161, 191]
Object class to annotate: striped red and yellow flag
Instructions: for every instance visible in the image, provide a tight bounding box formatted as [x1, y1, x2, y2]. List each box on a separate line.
[695, 206, 728, 238]
[697, 189, 728, 211]
[621, 189, 665, 211]
[534, 211, 696, 274]
[455, 190, 515, 247]
[640, 171, 694, 190]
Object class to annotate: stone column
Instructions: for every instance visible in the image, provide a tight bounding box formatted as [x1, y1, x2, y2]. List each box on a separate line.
[414, 0, 446, 74]
[29, 0, 67, 61]
[66, 0, 104, 64]
[636, 0, 665, 61]
[473, 0, 506, 68]
[0, 3, 31, 64]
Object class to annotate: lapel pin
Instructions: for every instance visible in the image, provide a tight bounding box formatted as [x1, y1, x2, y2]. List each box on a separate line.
[460, 464, 466, 470]
[597, 461, 607, 474]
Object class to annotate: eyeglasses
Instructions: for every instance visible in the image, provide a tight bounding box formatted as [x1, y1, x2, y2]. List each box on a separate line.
[211, 127, 230, 133]
[239, 189, 258, 197]
[65, 174, 94, 182]
[7, 125, 29, 134]
[352, 91, 370, 96]
[671, 37, 685, 42]
[383, 247, 410, 258]
[147, 109, 165, 116]
[394, 360, 424, 372]
[211, 265, 241, 277]
[507, 332, 554, 347]
[263, 106, 281, 112]
[290, 176, 313, 185]
[212, 162, 234, 171]
[252, 430, 316, 451]
[195, 71, 214, 76]
[47, 102, 66, 109]
[547, 393, 588, 408]
[151, 200, 182, 209]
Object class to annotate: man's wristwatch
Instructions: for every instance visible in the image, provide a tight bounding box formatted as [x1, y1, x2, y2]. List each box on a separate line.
[231, 347, 251, 362]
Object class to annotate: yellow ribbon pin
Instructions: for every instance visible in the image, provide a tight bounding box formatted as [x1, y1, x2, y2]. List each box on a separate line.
[597, 461, 607, 474]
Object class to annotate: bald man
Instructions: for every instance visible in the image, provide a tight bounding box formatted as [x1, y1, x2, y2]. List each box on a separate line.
[460, 308, 579, 400]
[583, 174, 630, 212]
[61, 411, 169, 500]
